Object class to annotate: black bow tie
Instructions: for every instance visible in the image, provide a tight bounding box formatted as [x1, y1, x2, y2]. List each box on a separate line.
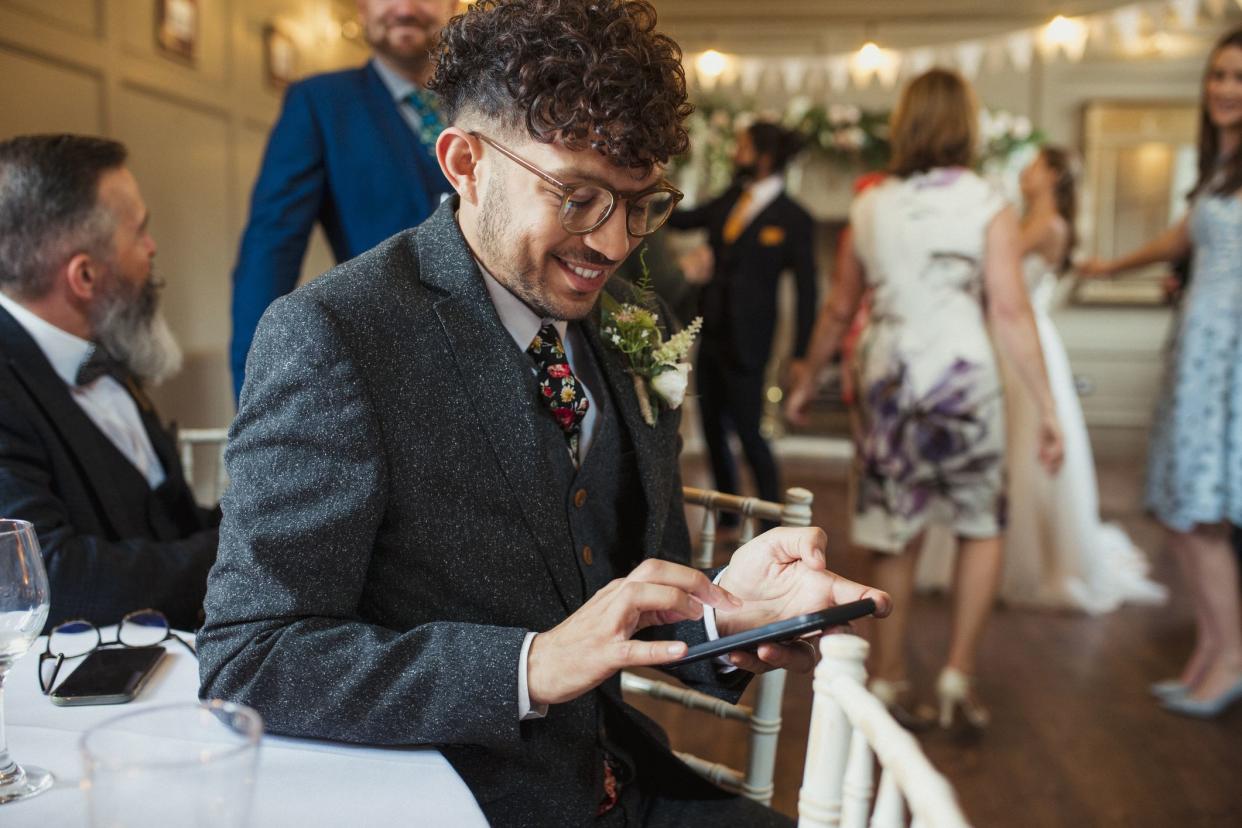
[75, 346, 126, 387]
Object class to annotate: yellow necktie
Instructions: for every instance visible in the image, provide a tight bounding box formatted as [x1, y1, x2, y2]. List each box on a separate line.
[722, 190, 753, 245]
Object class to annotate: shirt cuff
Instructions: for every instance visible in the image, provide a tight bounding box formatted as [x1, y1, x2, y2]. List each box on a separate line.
[518, 631, 548, 721]
[703, 567, 738, 673]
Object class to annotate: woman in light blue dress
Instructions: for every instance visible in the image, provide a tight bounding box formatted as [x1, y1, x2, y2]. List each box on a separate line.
[1082, 27, 1242, 719]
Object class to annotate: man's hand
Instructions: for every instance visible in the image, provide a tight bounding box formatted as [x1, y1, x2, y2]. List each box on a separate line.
[526, 559, 741, 706]
[715, 527, 892, 674]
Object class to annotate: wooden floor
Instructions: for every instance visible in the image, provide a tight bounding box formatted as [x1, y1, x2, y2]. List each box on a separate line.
[628, 454, 1242, 826]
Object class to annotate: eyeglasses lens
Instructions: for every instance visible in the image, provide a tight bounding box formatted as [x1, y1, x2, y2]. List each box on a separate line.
[119, 610, 169, 647]
[559, 186, 615, 233]
[49, 620, 97, 658]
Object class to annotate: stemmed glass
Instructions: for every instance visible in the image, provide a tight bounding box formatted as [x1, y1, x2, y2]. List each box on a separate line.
[0, 519, 52, 803]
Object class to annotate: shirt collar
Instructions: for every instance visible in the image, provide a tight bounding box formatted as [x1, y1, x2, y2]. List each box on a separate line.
[370, 57, 418, 103]
[0, 292, 92, 386]
[746, 174, 784, 209]
[476, 263, 568, 351]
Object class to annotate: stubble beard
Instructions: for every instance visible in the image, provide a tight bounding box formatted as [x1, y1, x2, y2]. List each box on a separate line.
[476, 177, 598, 322]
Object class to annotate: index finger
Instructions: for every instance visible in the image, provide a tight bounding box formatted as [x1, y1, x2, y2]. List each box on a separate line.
[627, 559, 742, 610]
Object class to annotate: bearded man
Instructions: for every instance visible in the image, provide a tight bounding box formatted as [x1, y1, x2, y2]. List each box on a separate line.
[0, 134, 217, 631]
[228, 0, 458, 399]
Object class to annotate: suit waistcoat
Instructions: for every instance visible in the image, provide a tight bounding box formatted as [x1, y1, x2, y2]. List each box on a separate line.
[532, 326, 644, 596]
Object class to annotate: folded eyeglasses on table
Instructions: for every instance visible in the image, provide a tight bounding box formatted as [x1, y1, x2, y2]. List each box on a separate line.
[38, 608, 195, 695]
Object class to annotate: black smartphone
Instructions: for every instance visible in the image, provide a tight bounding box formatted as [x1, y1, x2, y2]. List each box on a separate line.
[49, 646, 165, 706]
[666, 598, 877, 666]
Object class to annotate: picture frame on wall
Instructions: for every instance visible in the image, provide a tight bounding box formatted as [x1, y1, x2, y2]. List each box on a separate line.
[155, 0, 198, 63]
[263, 24, 299, 90]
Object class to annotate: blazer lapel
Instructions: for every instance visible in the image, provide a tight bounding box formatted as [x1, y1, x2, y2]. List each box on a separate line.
[0, 307, 138, 537]
[580, 303, 679, 558]
[417, 204, 584, 612]
[360, 64, 441, 220]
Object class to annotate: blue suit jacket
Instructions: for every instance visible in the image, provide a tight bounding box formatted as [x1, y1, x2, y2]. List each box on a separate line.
[229, 62, 451, 399]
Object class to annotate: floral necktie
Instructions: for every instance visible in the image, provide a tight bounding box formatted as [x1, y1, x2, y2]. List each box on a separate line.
[528, 323, 589, 461]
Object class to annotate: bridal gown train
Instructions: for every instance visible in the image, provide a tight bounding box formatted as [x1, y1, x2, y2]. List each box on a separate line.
[915, 254, 1167, 613]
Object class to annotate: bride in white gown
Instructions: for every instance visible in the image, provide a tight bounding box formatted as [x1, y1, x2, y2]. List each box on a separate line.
[917, 146, 1167, 613]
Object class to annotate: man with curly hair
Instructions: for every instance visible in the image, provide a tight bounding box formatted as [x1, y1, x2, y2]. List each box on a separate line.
[199, 2, 888, 824]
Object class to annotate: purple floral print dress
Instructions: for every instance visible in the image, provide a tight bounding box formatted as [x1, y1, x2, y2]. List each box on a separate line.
[848, 168, 1008, 552]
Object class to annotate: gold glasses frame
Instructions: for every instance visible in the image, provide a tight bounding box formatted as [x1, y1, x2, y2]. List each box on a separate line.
[470, 131, 683, 238]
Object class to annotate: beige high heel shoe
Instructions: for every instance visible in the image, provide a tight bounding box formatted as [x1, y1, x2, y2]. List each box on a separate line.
[936, 667, 990, 730]
[869, 678, 933, 731]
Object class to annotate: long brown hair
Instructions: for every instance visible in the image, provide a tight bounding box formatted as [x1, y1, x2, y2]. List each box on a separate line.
[1039, 145, 1078, 273]
[888, 69, 978, 178]
[1191, 27, 1242, 199]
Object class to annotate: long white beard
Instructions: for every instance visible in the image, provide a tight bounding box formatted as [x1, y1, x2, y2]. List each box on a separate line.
[92, 275, 183, 386]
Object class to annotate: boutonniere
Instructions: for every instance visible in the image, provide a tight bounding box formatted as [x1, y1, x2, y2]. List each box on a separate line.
[601, 246, 703, 427]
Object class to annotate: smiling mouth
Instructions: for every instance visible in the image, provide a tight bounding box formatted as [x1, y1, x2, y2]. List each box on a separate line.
[554, 255, 608, 282]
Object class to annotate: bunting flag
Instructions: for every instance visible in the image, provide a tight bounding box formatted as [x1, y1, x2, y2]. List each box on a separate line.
[827, 55, 850, 91]
[685, 0, 1221, 94]
[955, 41, 985, 78]
[1006, 31, 1034, 73]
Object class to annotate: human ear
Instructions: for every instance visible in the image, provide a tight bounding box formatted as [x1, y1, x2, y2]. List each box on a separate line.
[64, 253, 98, 303]
[437, 128, 483, 206]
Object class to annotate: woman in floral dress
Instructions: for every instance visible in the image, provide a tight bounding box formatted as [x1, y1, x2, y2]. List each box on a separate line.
[787, 69, 1063, 728]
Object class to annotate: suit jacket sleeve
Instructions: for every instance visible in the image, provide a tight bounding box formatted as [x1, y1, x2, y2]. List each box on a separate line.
[199, 291, 528, 750]
[666, 191, 729, 232]
[0, 395, 217, 631]
[229, 82, 327, 400]
[788, 207, 818, 358]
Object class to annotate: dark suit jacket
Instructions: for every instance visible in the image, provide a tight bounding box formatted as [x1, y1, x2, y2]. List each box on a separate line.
[229, 61, 452, 398]
[199, 200, 747, 826]
[670, 185, 818, 372]
[0, 307, 218, 631]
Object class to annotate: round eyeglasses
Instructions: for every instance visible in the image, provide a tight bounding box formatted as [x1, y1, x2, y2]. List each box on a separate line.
[38, 608, 196, 695]
[471, 132, 684, 238]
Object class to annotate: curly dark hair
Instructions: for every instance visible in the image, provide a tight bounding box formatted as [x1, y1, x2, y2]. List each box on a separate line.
[429, 0, 691, 172]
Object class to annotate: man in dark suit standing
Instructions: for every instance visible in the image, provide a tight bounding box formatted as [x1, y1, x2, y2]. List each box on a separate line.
[229, 0, 457, 399]
[199, 2, 888, 825]
[669, 123, 818, 508]
[0, 135, 218, 631]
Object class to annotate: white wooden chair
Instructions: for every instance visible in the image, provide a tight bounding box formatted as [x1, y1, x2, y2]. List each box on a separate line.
[176, 427, 230, 507]
[621, 485, 813, 805]
[799, 635, 971, 828]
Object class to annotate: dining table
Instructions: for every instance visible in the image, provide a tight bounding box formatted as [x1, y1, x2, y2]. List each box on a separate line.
[3, 631, 489, 827]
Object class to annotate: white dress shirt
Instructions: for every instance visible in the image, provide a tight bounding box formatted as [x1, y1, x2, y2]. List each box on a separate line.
[0, 293, 166, 488]
[732, 173, 785, 233]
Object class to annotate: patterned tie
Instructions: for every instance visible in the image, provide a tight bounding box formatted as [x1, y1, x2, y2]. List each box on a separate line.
[721, 188, 753, 245]
[404, 88, 446, 152]
[527, 323, 589, 462]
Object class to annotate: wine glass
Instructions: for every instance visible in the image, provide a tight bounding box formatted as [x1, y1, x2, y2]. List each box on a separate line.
[0, 519, 52, 804]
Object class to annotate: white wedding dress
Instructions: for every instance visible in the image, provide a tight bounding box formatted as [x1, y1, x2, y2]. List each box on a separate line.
[916, 254, 1167, 613]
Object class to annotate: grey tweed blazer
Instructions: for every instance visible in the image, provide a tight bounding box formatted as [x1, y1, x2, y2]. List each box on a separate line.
[198, 199, 746, 826]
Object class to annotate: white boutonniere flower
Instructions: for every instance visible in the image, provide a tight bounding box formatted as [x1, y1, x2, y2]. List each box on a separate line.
[600, 247, 702, 427]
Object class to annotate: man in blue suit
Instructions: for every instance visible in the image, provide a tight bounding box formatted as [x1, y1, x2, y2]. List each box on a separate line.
[229, 0, 456, 398]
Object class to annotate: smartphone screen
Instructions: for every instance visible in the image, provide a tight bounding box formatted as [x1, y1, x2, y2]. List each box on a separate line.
[50, 646, 165, 706]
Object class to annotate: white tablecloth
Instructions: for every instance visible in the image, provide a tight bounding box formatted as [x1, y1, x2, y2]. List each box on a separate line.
[4, 634, 487, 827]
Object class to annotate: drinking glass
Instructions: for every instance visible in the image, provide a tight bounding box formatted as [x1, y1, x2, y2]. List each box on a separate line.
[0, 518, 52, 803]
[81, 700, 263, 828]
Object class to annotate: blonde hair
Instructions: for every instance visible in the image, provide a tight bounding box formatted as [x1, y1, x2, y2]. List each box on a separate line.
[888, 69, 978, 178]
